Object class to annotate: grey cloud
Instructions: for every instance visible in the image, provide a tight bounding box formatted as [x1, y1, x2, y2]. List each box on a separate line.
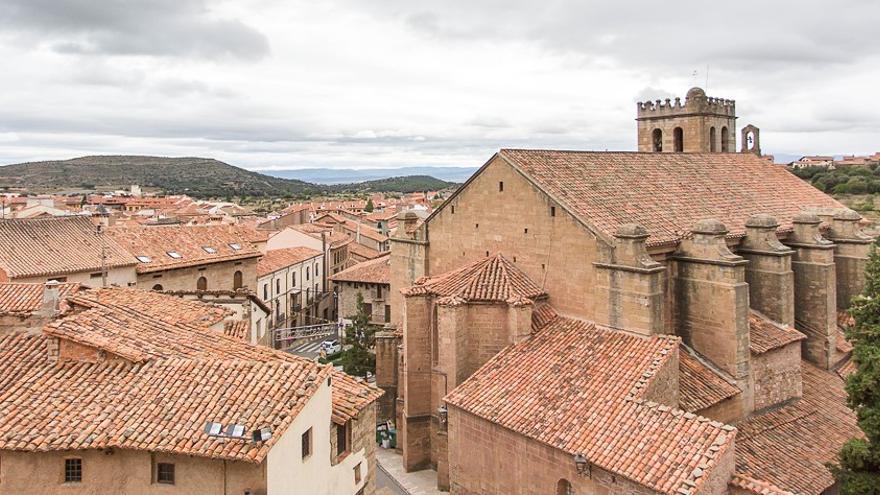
[0, 0, 269, 60]
[343, 0, 879, 73]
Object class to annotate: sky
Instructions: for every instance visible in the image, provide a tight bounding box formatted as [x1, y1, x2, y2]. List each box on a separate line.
[0, 0, 878, 170]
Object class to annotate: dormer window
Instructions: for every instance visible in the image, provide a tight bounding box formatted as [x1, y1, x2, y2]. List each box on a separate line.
[136, 255, 152, 263]
[202, 246, 217, 254]
[229, 243, 242, 251]
[166, 251, 182, 259]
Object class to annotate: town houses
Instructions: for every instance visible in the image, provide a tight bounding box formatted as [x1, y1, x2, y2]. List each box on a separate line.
[0, 84, 875, 495]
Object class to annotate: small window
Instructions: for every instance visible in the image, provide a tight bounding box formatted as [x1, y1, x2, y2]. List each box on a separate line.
[152, 284, 163, 291]
[354, 462, 362, 484]
[197, 276, 207, 291]
[451, 205, 455, 214]
[292, 272, 296, 287]
[376, 286, 383, 299]
[385, 305, 391, 323]
[302, 428, 312, 459]
[166, 251, 182, 259]
[524, 228, 528, 234]
[228, 243, 242, 251]
[557, 479, 573, 495]
[337, 422, 349, 457]
[673, 127, 684, 152]
[499, 181, 504, 192]
[202, 246, 217, 254]
[475, 223, 479, 229]
[306, 267, 310, 281]
[157, 463, 175, 485]
[64, 458, 82, 483]
[263, 284, 269, 300]
[90, 272, 102, 279]
[136, 255, 152, 263]
[233, 270, 243, 290]
[276, 279, 281, 294]
[550, 206, 556, 217]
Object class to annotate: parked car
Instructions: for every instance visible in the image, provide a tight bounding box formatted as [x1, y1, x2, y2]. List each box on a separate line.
[320, 339, 341, 354]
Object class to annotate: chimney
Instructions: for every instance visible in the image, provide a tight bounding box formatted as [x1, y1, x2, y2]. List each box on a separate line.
[41, 280, 61, 317]
[739, 214, 795, 326]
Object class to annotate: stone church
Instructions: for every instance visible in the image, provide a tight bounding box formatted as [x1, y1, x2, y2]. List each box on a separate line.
[377, 88, 868, 494]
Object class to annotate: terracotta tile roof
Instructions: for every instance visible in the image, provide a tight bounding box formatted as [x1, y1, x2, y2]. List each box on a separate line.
[749, 312, 806, 354]
[0, 282, 80, 315]
[836, 357, 857, 379]
[330, 255, 390, 285]
[678, 347, 741, 412]
[836, 327, 853, 354]
[403, 253, 547, 304]
[837, 310, 854, 329]
[223, 320, 249, 340]
[291, 224, 353, 248]
[729, 474, 796, 495]
[0, 353, 329, 463]
[445, 314, 734, 495]
[735, 362, 863, 494]
[257, 247, 321, 277]
[108, 225, 262, 274]
[71, 287, 231, 328]
[347, 242, 382, 261]
[0, 288, 381, 462]
[0, 217, 136, 278]
[496, 150, 844, 247]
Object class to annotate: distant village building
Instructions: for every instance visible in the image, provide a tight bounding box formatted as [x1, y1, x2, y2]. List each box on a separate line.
[0, 281, 80, 333]
[0, 216, 137, 287]
[382, 88, 868, 494]
[790, 155, 835, 170]
[257, 246, 325, 331]
[0, 287, 382, 494]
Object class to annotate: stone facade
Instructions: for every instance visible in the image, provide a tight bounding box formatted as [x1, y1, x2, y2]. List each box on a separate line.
[636, 87, 736, 153]
[0, 448, 266, 494]
[137, 258, 258, 293]
[447, 407, 735, 495]
[751, 341, 803, 412]
[337, 281, 391, 325]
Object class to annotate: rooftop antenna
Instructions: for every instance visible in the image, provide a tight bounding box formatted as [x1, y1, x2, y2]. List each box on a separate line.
[705, 64, 710, 92]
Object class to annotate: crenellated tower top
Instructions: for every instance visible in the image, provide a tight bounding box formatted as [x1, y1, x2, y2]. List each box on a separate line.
[636, 87, 738, 153]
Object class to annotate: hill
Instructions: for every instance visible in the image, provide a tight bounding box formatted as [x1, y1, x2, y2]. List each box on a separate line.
[0, 156, 455, 198]
[265, 166, 477, 184]
[328, 175, 453, 193]
[0, 155, 325, 198]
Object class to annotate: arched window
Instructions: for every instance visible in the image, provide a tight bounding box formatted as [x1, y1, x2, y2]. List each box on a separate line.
[197, 276, 207, 291]
[233, 270, 243, 290]
[652, 128, 663, 152]
[673, 127, 684, 152]
[709, 127, 717, 152]
[152, 284, 163, 291]
[721, 126, 729, 152]
[557, 479, 574, 495]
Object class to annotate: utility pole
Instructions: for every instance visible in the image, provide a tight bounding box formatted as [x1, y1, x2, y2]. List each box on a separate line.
[96, 224, 108, 288]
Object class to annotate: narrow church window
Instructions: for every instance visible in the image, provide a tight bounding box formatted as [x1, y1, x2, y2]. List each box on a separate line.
[673, 127, 684, 152]
[709, 127, 717, 152]
[475, 223, 479, 229]
[451, 205, 455, 214]
[556, 479, 574, 495]
[499, 181, 504, 192]
[652, 128, 663, 152]
[233, 270, 243, 289]
[524, 228, 528, 234]
[550, 206, 556, 217]
[485, 251, 489, 257]
[721, 126, 729, 152]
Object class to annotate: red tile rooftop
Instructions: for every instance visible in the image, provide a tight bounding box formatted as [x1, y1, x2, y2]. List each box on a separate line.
[0, 217, 136, 278]
[0, 282, 81, 315]
[492, 150, 844, 248]
[445, 312, 734, 495]
[403, 253, 547, 304]
[257, 246, 322, 277]
[330, 255, 390, 285]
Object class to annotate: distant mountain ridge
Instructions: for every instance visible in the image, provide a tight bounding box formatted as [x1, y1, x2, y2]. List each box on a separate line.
[0, 155, 458, 197]
[262, 166, 478, 184]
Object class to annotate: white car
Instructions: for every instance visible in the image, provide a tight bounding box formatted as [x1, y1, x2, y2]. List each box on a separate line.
[320, 340, 341, 354]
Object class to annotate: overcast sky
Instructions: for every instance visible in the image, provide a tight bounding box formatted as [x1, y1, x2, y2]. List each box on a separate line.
[0, 0, 878, 170]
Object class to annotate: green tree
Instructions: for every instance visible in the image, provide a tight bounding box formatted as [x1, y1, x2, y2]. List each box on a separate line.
[364, 197, 375, 213]
[340, 293, 376, 377]
[832, 242, 880, 494]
